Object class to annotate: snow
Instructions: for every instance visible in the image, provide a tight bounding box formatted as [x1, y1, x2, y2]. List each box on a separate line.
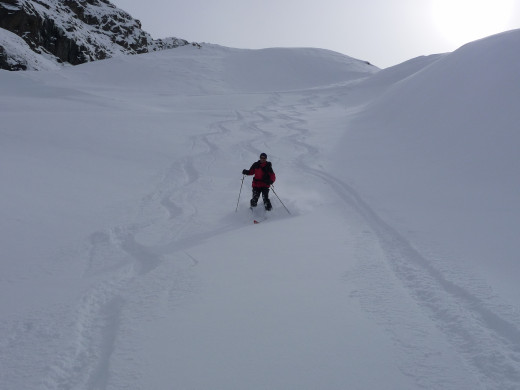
[0, 0, 188, 71]
[0, 28, 61, 71]
[1, 30, 520, 390]
[26, 0, 147, 58]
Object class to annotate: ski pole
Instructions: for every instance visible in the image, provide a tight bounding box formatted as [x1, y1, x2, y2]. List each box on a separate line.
[270, 185, 291, 215]
[235, 175, 245, 212]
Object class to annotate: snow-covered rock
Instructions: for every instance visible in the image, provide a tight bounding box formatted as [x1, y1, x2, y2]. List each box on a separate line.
[0, 0, 189, 70]
[0, 26, 60, 70]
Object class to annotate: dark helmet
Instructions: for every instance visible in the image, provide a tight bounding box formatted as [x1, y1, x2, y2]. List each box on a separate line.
[260, 153, 267, 159]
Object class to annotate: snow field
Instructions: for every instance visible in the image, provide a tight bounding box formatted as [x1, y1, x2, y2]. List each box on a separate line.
[1, 33, 520, 389]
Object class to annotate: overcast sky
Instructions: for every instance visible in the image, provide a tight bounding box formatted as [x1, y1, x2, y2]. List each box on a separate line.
[110, 0, 520, 68]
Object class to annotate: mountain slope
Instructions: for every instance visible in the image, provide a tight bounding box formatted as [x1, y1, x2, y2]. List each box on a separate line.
[1, 35, 519, 390]
[0, 27, 60, 70]
[337, 29, 520, 301]
[0, 0, 189, 70]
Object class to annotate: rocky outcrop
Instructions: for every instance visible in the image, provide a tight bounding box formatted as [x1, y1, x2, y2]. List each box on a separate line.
[0, 0, 190, 70]
[0, 27, 61, 70]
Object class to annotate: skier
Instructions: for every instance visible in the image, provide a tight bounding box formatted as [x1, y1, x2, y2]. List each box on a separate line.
[242, 153, 276, 211]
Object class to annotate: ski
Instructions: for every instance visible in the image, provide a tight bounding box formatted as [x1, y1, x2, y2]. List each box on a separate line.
[250, 206, 268, 224]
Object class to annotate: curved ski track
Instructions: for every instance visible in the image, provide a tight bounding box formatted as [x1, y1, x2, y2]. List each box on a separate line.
[271, 92, 520, 389]
[27, 89, 520, 389]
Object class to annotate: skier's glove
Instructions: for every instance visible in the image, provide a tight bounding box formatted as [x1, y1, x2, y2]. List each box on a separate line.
[242, 169, 249, 175]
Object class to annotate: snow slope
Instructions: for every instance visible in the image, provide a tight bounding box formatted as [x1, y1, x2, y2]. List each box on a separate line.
[0, 28, 61, 71]
[1, 33, 519, 390]
[338, 30, 520, 302]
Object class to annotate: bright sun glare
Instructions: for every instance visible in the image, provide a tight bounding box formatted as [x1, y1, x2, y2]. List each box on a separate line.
[431, 0, 515, 47]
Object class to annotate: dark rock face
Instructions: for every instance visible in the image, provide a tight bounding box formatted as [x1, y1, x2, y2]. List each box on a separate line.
[0, 0, 190, 70]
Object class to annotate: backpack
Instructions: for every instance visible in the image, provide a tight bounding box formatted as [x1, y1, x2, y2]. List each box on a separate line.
[252, 161, 273, 184]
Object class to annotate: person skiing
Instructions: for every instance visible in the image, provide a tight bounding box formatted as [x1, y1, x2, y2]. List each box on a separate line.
[242, 153, 276, 211]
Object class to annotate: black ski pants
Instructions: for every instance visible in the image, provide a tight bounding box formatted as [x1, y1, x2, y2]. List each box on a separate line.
[251, 187, 272, 210]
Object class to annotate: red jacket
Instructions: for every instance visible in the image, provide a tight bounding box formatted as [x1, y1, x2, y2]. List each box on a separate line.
[246, 161, 276, 188]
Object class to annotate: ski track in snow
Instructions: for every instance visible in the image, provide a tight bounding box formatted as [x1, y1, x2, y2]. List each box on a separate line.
[266, 91, 520, 389]
[20, 88, 519, 389]
[37, 94, 261, 390]
[234, 90, 520, 389]
[310, 168, 520, 389]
